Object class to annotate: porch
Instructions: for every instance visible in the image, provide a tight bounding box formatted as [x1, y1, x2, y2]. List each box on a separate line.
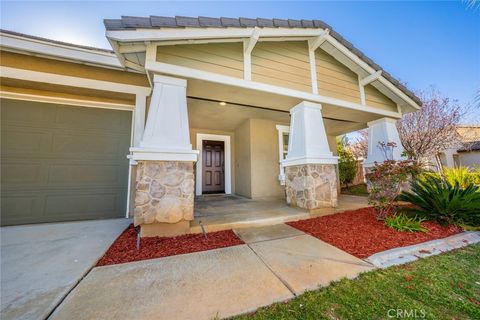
[191, 194, 369, 233]
[130, 74, 405, 237]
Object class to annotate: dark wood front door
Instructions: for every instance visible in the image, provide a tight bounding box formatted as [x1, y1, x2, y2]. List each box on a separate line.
[202, 140, 225, 194]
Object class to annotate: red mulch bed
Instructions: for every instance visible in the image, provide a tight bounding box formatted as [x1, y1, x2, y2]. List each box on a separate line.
[287, 207, 462, 259]
[97, 224, 244, 266]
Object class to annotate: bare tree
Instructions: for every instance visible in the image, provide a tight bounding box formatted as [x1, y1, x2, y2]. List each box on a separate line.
[348, 130, 368, 160]
[396, 88, 463, 170]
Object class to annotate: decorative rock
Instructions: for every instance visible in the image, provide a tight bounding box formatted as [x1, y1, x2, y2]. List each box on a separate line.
[135, 192, 151, 206]
[150, 180, 166, 198]
[285, 164, 338, 210]
[133, 161, 195, 226]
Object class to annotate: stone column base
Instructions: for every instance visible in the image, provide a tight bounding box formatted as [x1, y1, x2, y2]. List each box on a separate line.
[285, 164, 338, 210]
[134, 160, 195, 237]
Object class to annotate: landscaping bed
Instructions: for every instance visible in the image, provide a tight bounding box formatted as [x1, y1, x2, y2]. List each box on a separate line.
[97, 224, 244, 266]
[288, 207, 462, 259]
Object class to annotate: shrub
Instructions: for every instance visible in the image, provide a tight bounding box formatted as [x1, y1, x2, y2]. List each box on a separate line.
[337, 138, 357, 188]
[366, 142, 422, 220]
[384, 214, 427, 232]
[443, 167, 476, 188]
[398, 175, 480, 226]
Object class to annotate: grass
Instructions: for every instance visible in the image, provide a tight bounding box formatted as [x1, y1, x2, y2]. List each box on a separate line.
[341, 183, 369, 196]
[231, 245, 480, 320]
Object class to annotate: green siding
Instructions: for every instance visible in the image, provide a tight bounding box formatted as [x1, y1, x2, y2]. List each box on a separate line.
[1, 99, 131, 225]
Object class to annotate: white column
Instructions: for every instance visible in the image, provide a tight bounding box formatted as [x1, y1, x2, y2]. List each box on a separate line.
[282, 101, 338, 167]
[130, 74, 198, 161]
[133, 94, 147, 147]
[364, 117, 404, 167]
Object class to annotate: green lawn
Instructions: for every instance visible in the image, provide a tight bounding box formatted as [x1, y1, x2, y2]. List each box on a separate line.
[341, 183, 369, 196]
[232, 245, 480, 320]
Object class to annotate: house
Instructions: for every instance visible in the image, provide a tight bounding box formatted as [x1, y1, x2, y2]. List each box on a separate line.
[437, 126, 480, 169]
[0, 16, 422, 236]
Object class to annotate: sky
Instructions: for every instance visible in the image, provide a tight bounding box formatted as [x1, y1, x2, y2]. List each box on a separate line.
[1, 0, 479, 114]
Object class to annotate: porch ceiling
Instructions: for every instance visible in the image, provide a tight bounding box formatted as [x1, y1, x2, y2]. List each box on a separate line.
[186, 78, 377, 135]
[187, 97, 366, 136]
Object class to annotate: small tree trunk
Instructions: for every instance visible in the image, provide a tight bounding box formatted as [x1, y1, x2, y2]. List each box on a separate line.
[434, 153, 445, 178]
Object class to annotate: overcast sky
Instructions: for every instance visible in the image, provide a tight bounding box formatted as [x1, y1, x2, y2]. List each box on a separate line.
[1, 1, 479, 116]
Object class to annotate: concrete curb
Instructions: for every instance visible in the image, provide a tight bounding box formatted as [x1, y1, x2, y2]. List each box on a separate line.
[365, 231, 480, 268]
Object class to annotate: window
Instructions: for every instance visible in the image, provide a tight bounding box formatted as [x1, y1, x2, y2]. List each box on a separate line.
[276, 125, 290, 185]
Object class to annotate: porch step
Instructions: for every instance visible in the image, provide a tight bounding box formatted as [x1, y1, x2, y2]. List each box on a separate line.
[190, 209, 326, 234]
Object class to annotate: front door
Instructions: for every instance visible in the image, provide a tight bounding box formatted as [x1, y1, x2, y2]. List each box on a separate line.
[202, 140, 225, 194]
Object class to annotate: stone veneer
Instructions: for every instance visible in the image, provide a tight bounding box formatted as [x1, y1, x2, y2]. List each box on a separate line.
[134, 161, 195, 226]
[285, 164, 338, 210]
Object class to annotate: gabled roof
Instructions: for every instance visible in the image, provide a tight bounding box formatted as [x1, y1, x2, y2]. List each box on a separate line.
[104, 16, 421, 106]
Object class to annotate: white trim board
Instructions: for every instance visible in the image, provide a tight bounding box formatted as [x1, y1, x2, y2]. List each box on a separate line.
[0, 91, 134, 111]
[195, 133, 232, 196]
[0, 66, 151, 96]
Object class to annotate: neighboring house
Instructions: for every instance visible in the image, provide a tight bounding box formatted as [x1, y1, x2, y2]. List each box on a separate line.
[437, 126, 480, 170]
[0, 16, 421, 236]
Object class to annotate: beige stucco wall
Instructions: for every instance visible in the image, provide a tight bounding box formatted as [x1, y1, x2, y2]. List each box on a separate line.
[189, 127, 236, 195]
[458, 152, 480, 169]
[234, 120, 252, 198]
[249, 119, 287, 198]
[156, 43, 244, 78]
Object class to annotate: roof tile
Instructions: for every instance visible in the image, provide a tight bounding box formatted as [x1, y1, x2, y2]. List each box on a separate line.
[301, 20, 314, 28]
[239, 17, 257, 27]
[273, 19, 289, 28]
[150, 16, 177, 27]
[175, 16, 201, 27]
[288, 19, 302, 28]
[313, 20, 331, 29]
[257, 18, 274, 27]
[220, 17, 241, 27]
[103, 19, 124, 30]
[121, 16, 152, 28]
[198, 16, 222, 27]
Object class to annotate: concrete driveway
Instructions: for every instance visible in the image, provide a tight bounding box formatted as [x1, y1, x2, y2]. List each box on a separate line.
[1, 218, 130, 320]
[50, 224, 374, 320]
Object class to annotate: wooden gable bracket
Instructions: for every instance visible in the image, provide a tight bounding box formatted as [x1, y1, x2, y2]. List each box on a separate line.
[243, 27, 260, 81]
[359, 70, 383, 105]
[308, 29, 330, 52]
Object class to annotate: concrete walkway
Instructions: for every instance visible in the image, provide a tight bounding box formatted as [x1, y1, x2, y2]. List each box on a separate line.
[1, 219, 130, 320]
[50, 224, 374, 320]
[366, 231, 480, 268]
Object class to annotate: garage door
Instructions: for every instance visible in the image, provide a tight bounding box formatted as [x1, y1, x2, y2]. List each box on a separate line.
[1, 99, 132, 226]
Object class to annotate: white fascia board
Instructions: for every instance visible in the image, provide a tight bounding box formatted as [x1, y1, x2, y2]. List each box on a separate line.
[324, 34, 421, 110]
[106, 28, 324, 42]
[0, 91, 134, 110]
[0, 32, 122, 68]
[1, 66, 151, 95]
[145, 59, 402, 119]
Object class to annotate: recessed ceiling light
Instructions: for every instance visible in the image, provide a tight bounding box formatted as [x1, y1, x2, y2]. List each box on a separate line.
[219, 101, 227, 106]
